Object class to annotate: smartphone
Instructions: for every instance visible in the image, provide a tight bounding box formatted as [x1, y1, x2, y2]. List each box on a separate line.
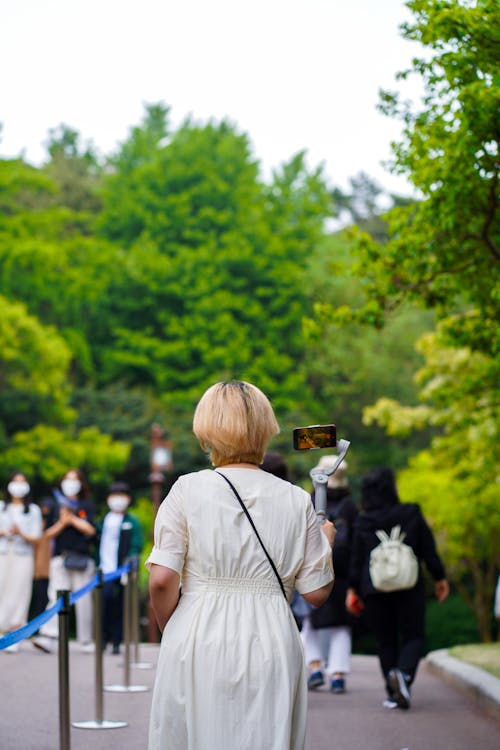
[293, 424, 337, 451]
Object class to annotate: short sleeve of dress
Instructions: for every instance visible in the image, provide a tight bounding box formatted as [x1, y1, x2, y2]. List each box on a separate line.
[294, 493, 334, 595]
[145, 478, 187, 574]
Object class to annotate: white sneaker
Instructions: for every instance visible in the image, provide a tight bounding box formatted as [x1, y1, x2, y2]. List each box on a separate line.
[387, 668, 411, 709]
[383, 699, 398, 709]
[79, 642, 95, 654]
[3, 643, 19, 654]
[32, 635, 57, 653]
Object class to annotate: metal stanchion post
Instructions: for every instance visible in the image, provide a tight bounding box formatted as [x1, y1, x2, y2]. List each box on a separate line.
[58, 589, 71, 750]
[130, 557, 153, 670]
[124, 566, 132, 686]
[105, 564, 148, 693]
[73, 570, 127, 730]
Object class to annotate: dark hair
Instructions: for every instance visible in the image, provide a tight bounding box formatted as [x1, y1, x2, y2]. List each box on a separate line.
[108, 481, 131, 496]
[4, 471, 32, 513]
[58, 468, 90, 500]
[260, 451, 289, 481]
[361, 466, 400, 511]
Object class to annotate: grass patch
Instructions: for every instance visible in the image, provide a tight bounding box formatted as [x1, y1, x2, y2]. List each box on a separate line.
[448, 644, 500, 679]
[425, 593, 480, 652]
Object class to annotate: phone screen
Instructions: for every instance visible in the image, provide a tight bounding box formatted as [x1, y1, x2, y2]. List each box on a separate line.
[293, 424, 337, 451]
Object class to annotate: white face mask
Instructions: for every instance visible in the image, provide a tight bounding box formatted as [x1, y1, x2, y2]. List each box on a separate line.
[107, 495, 129, 513]
[8, 481, 30, 498]
[61, 478, 82, 498]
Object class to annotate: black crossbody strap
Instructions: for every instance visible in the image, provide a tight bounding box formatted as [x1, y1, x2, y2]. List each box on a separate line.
[215, 471, 287, 599]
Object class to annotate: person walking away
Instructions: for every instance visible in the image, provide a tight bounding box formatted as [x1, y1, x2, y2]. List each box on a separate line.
[97, 481, 143, 654]
[147, 380, 335, 750]
[346, 466, 449, 710]
[33, 468, 96, 653]
[301, 455, 358, 694]
[0, 472, 42, 652]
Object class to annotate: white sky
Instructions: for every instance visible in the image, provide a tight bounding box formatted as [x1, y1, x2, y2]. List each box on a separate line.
[1, 0, 424, 195]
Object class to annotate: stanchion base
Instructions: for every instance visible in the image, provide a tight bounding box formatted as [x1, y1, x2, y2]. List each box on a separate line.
[131, 661, 154, 670]
[104, 684, 149, 692]
[72, 720, 128, 729]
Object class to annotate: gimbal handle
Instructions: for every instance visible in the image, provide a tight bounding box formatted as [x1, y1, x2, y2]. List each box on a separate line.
[310, 439, 350, 521]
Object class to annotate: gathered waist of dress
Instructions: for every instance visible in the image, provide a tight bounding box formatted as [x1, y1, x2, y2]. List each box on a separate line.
[181, 575, 287, 597]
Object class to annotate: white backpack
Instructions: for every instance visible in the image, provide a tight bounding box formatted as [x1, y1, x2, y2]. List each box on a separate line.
[369, 525, 419, 592]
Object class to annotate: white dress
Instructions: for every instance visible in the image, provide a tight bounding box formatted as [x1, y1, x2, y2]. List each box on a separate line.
[146, 468, 333, 750]
[0, 502, 42, 631]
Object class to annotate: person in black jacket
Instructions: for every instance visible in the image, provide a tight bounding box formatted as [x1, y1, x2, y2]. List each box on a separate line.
[346, 466, 449, 710]
[98, 482, 143, 654]
[33, 468, 97, 654]
[302, 455, 358, 694]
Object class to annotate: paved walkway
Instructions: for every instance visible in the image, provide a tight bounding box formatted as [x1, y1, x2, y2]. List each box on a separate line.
[0, 642, 498, 749]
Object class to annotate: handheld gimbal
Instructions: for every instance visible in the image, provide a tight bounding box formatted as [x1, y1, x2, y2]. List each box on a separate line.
[309, 438, 351, 521]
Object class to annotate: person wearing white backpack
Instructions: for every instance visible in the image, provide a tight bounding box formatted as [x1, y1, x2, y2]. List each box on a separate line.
[346, 466, 449, 710]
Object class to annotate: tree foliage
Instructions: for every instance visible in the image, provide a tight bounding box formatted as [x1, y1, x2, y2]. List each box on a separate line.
[95, 109, 332, 419]
[303, 232, 436, 476]
[327, 0, 499, 352]
[0, 424, 130, 490]
[315, 0, 499, 639]
[0, 295, 74, 435]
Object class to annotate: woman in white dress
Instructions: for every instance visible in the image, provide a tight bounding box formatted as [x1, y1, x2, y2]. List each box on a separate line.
[147, 381, 335, 750]
[0, 472, 42, 649]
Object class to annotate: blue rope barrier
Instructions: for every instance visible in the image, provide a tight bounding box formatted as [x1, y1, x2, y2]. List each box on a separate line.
[0, 598, 63, 649]
[0, 560, 133, 650]
[69, 573, 100, 605]
[103, 563, 130, 584]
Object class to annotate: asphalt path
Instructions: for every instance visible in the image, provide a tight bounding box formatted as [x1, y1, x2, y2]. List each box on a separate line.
[0, 643, 498, 750]
[306, 654, 499, 750]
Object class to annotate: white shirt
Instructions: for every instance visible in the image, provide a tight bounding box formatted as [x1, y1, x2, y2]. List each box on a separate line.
[99, 511, 124, 573]
[0, 501, 42, 556]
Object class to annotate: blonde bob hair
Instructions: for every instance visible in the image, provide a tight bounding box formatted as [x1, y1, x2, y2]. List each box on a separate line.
[193, 381, 280, 467]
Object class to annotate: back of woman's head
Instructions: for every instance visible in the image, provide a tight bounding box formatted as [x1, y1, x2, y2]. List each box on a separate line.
[361, 466, 399, 511]
[193, 381, 280, 467]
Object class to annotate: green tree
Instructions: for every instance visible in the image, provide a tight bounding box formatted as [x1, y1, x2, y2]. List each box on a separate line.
[314, 0, 499, 639]
[0, 297, 131, 494]
[0, 424, 130, 494]
[0, 157, 122, 382]
[335, 0, 499, 348]
[0, 295, 74, 436]
[303, 232, 436, 477]
[72, 384, 172, 489]
[96, 107, 332, 424]
[43, 124, 103, 216]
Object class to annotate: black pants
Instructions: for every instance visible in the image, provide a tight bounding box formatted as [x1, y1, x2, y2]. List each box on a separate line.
[31, 578, 49, 619]
[365, 583, 426, 692]
[102, 580, 124, 647]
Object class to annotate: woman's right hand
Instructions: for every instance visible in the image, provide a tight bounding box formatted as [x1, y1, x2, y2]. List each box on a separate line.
[320, 519, 336, 548]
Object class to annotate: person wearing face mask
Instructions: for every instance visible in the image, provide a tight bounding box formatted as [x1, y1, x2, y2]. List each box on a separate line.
[0, 472, 42, 652]
[97, 482, 143, 654]
[33, 468, 97, 654]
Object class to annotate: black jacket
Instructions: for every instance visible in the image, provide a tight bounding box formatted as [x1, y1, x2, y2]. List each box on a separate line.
[53, 498, 96, 557]
[349, 502, 446, 599]
[310, 488, 358, 629]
